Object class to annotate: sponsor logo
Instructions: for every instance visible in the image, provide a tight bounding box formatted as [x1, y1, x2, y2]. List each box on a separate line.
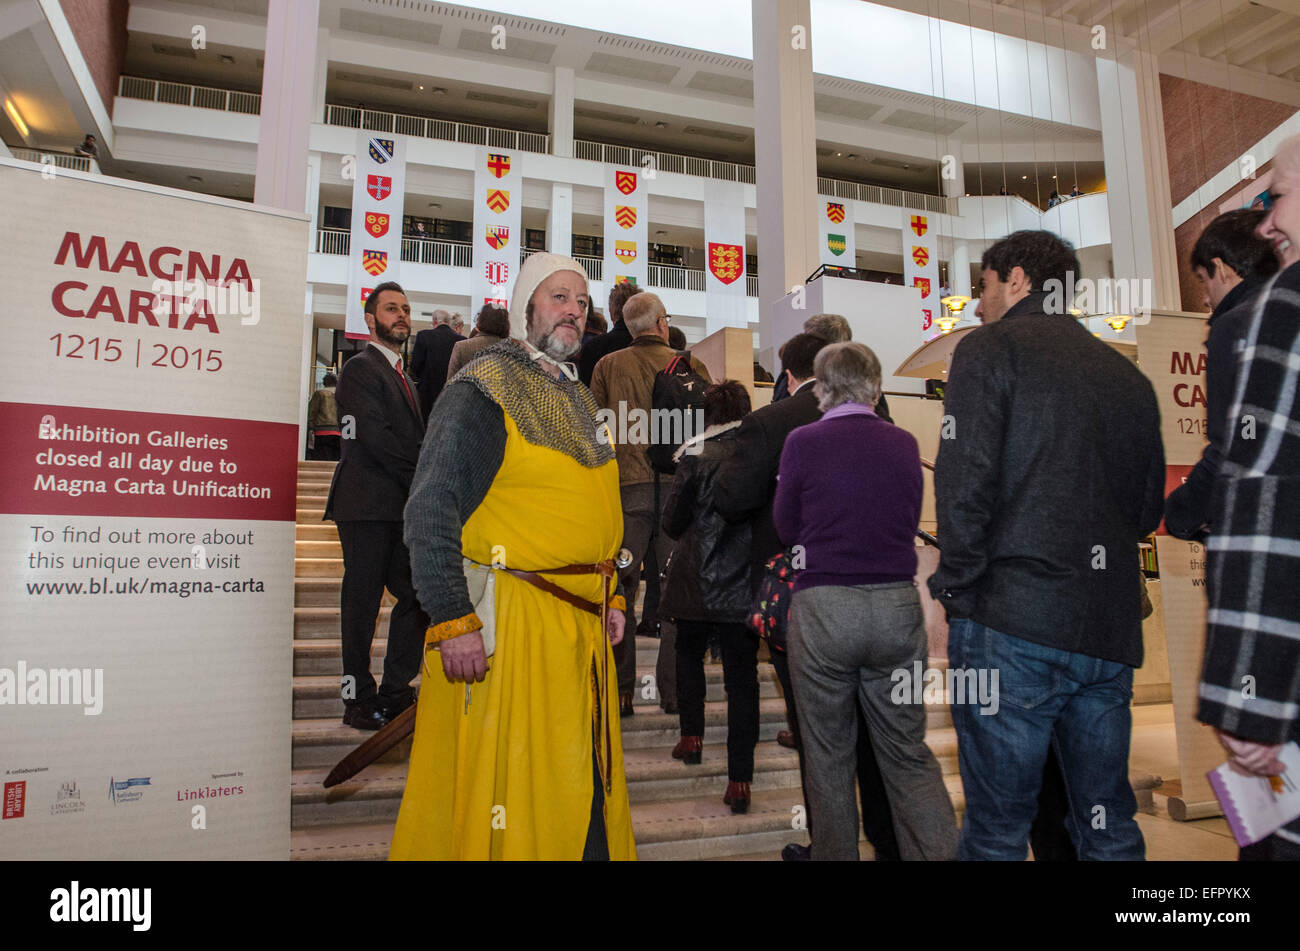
[177, 782, 245, 801]
[911, 214, 928, 237]
[485, 261, 509, 285]
[914, 277, 931, 299]
[487, 152, 511, 178]
[368, 137, 395, 164]
[485, 225, 510, 250]
[826, 201, 845, 224]
[707, 242, 743, 284]
[3, 781, 25, 819]
[361, 250, 388, 277]
[108, 776, 150, 805]
[51, 779, 85, 816]
[366, 174, 392, 201]
[615, 171, 637, 195]
[365, 212, 390, 238]
[911, 245, 930, 267]
[614, 240, 637, 264]
[486, 188, 510, 213]
[615, 205, 637, 229]
[827, 234, 846, 257]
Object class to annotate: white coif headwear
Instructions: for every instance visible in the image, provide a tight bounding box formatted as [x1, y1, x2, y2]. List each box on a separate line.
[508, 251, 589, 340]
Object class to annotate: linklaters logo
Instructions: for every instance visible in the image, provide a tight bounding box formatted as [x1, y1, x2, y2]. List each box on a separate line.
[107, 776, 150, 805]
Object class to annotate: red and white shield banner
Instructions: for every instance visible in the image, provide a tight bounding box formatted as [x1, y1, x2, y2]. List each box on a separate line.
[615, 171, 637, 195]
[708, 242, 743, 285]
[485, 261, 509, 285]
[366, 175, 391, 201]
[365, 212, 389, 238]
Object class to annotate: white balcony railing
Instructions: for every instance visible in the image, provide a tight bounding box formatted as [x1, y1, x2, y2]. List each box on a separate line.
[314, 230, 759, 297]
[323, 104, 550, 154]
[118, 75, 261, 115]
[9, 148, 96, 173]
[816, 176, 954, 215]
[575, 140, 757, 185]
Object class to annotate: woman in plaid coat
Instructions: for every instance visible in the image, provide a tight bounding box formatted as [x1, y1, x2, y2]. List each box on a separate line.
[1198, 134, 1300, 859]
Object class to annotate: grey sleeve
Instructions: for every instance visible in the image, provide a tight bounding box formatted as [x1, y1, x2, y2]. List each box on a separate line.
[403, 382, 507, 629]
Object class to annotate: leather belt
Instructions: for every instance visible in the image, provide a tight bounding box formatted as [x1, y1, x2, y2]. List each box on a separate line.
[500, 560, 616, 618]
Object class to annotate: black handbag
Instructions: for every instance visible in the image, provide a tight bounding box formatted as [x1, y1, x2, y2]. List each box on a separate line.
[747, 550, 797, 652]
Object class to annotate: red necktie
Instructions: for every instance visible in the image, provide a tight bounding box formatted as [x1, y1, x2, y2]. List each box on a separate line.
[394, 358, 418, 414]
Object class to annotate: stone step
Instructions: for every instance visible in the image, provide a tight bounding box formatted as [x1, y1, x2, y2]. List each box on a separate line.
[295, 578, 340, 607]
[297, 487, 331, 499]
[298, 460, 337, 471]
[297, 523, 340, 542]
[297, 557, 344, 579]
[292, 717, 416, 770]
[297, 539, 343, 559]
[294, 606, 393, 639]
[293, 671, 419, 718]
[298, 508, 327, 522]
[294, 639, 389, 676]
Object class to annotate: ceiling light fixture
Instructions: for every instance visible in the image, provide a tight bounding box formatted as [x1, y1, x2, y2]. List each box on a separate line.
[4, 99, 29, 138]
[1104, 314, 1133, 332]
[432, 87, 447, 95]
[418, 84, 424, 90]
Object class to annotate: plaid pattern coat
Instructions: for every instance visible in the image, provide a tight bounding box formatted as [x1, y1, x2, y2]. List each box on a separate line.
[1198, 261, 1300, 745]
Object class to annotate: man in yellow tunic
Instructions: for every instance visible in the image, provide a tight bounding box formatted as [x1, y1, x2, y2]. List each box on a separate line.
[390, 252, 637, 860]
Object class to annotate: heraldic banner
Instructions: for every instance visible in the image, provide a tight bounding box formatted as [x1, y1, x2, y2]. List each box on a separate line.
[603, 165, 648, 293]
[901, 208, 939, 341]
[346, 131, 406, 338]
[0, 157, 307, 858]
[818, 195, 856, 267]
[703, 181, 747, 334]
[473, 147, 523, 332]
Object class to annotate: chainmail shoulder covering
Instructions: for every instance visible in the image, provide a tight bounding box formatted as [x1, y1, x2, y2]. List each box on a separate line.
[452, 339, 615, 468]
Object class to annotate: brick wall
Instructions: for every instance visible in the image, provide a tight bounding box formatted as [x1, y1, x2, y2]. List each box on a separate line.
[58, 0, 129, 119]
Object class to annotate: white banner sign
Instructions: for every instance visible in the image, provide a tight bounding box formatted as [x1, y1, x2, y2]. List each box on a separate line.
[901, 209, 940, 340]
[704, 181, 747, 334]
[1136, 313, 1211, 466]
[472, 147, 523, 331]
[603, 165, 647, 292]
[0, 159, 305, 858]
[819, 196, 855, 267]
[346, 131, 406, 339]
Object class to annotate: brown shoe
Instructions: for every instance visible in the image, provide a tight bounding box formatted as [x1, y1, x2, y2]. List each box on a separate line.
[777, 730, 799, 750]
[724, 781, 751, 814]
[620, 691, 634, 717]
[671, 735, 702, 765]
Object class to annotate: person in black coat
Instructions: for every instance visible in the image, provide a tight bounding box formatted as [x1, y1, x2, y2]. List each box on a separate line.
[1164, 209, 1278, 540]
[769, 313, 891, 423]
[409, 310, 464, 420]
[576, 282, 641, 386]
[324, 282, 429, 730]
[714, 332, 901, 861]
[660, 381, 757, 814]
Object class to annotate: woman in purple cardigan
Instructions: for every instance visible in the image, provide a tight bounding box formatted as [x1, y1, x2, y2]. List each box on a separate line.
[773, 342, 957, 861]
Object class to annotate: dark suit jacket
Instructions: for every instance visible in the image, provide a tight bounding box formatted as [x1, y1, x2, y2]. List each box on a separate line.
[410, 325, 464, 419]
[325, 344, 426, 523]
[714, 384, 822, 580]
[577, 320, 632, 387]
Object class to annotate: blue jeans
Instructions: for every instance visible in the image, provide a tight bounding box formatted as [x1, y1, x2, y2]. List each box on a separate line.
[947, 618, 1144, 861]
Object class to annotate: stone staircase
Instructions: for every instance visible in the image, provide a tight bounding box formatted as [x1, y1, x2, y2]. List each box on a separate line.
[286, 460, 1150, 860]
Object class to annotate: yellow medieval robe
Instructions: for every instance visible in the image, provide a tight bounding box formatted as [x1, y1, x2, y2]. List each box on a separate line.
[389, 356, 637, 860]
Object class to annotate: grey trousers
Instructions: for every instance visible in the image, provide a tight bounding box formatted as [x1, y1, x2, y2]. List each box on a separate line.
[615, 481, 677, 707]
[788, 581, 958, 861]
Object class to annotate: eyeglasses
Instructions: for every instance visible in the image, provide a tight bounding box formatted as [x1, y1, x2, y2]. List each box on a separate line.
[658, 313, 672, 324]
[1251, 189, 1275, 210]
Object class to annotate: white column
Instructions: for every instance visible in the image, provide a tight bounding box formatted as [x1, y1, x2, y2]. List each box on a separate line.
[1095, 50, 1179, 311]
[549, 66, 575, 158]
[312, 27, 330, 125]
[752, 0, 819, 359]
[254, 0, 320, 211]
[305, 152, 321, 250]
[547, 183, 573, 257]
[941, 142, 964, 199]
[953, 241, 972, 298]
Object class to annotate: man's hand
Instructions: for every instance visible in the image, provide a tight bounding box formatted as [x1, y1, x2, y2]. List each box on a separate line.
[606, 608, 625, 646]
[1215, 729, 1285, 777]
[439, 630, 488, 683]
